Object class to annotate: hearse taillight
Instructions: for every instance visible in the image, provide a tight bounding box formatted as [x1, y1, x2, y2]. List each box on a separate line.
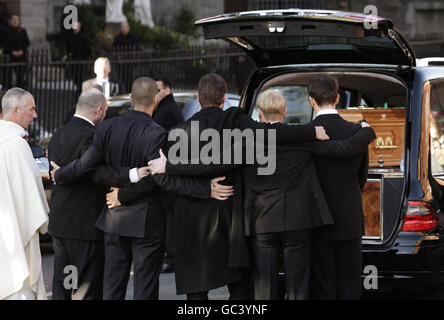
[401, 201, 439, 232]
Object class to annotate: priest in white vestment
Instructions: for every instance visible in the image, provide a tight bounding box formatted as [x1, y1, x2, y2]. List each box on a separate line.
[0, 88, 49, 300]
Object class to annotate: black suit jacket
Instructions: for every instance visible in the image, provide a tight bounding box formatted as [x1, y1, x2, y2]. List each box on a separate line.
[165, 107, 376, 262]
[242, 123, 374, 236]
[54, 111, 210, 239]
[66, 31, 91, 60]
[48, 117, 130, 240]
[152, 93, 185, 211]
[112, 33, 138, 49]
[311, 113, 370, 241]
[163, 106, 375, 292]
[82, 77, 126, 97]
[3, 25, 29, 62]
[243, 142, 332, 236]
[153, 93, 184, 131]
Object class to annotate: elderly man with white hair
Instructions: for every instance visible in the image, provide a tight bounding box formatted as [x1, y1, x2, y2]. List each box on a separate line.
[0, 87, 49, 300]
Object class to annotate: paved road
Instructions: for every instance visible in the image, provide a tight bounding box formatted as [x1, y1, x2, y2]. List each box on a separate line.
[41, 244, 444, 300]
[41, 245, 228, 300]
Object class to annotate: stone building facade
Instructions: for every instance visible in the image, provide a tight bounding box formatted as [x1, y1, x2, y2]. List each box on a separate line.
[5, 0, 444, 57]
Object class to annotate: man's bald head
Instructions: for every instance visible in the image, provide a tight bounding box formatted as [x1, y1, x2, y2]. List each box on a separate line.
[76, 88, 106, 113]
[131, 77, 158, 110]
[76, 88, 108, 125]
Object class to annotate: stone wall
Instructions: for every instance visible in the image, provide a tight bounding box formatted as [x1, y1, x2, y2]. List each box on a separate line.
[19, 0, 48, 42]
[151, 0, 223, 26]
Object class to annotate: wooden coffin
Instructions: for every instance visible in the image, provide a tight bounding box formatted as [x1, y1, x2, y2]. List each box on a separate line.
[338, 108, 405, 167]
[361, 179, 382, 238]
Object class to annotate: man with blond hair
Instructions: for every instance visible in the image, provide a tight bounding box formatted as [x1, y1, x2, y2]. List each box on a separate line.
[240, 89, 373, 299]
[0, 88, 48, 300]
[82, 57, 125, 99]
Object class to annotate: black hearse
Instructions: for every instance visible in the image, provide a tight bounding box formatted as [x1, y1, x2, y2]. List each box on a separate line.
[196, 9, 444, 291]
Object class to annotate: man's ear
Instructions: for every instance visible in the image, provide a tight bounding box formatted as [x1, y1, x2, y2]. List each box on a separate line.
[12, 106, 21, 116]
[154, 94, 159, 107]
[309, 96, 316, 108]
[283, 108, 287, 118]
[258, 108, 264, 121]
[96, 104, 103, 116]
[220, 94, 226, 109]
[334, 93, 340, 106]
[197, 92, 202, 107]
[129, 93, 134, 105]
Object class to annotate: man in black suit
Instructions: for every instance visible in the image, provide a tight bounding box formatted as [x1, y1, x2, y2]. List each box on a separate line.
[48, 88, 135, 300]
[52, 77, 214, 300]
[82, 57, 125, 99]
[147, 73, 375, 300]
[66, 22, 91, 61]
[154, 77, 184, 131]
[65, 21, 91, 96]
[153, 76, 184, 273]
[2, 14, 29, 88]
[243, 89, 374, 300]
[308, 74, 369, 300]
[112, 21, 138, 51]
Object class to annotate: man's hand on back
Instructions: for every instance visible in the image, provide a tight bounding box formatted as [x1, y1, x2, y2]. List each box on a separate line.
[137, 166, 151, 179]
[147, 148, 167, 175]
[315, 126, 329, 140]
[50, 161, 60, 185]
[106, 187, 122, 209]
[210, 176, 234, 201]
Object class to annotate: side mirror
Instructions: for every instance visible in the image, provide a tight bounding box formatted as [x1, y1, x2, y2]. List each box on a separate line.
[31, 145, 46, 158]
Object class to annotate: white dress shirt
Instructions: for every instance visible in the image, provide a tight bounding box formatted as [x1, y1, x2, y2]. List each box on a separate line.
[73, 114, 95, 127]
[97, 77, 110, 98]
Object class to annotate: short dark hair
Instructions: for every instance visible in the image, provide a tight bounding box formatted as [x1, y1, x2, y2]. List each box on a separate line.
[155, 76, 172, 90]
[131, 77, 158, 107]
[198, 73, 227, 108]
[308, 74, 339, 106]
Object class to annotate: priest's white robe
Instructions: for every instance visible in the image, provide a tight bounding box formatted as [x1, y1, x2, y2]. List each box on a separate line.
[0, 120, 49, 300]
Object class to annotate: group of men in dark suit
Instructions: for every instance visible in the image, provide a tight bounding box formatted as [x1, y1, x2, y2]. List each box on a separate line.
[48, 72, 375, 300]
[147, 73, 375, 300]
[49, 77, 224, 299]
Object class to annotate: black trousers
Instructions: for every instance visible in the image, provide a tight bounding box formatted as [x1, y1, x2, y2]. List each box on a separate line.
[309, 237, 362, 300]
[250, 230, 311, 300]
[186, 274, 252, 300]
[52, 236, 104, 300]
[163, 194, 176, 266]
[103, 233, 165, 300]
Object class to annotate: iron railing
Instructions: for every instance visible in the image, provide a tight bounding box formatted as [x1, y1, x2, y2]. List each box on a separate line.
[0, 45, 255, 142]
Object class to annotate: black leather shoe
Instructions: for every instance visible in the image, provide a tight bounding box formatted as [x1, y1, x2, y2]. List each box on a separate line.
[161, 263, 174, 273]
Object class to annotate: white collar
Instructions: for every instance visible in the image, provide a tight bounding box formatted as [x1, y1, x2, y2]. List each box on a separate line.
[314, 108, 338, 119]
[97, 77, 109, 84]
[74, 114, 95, 127]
